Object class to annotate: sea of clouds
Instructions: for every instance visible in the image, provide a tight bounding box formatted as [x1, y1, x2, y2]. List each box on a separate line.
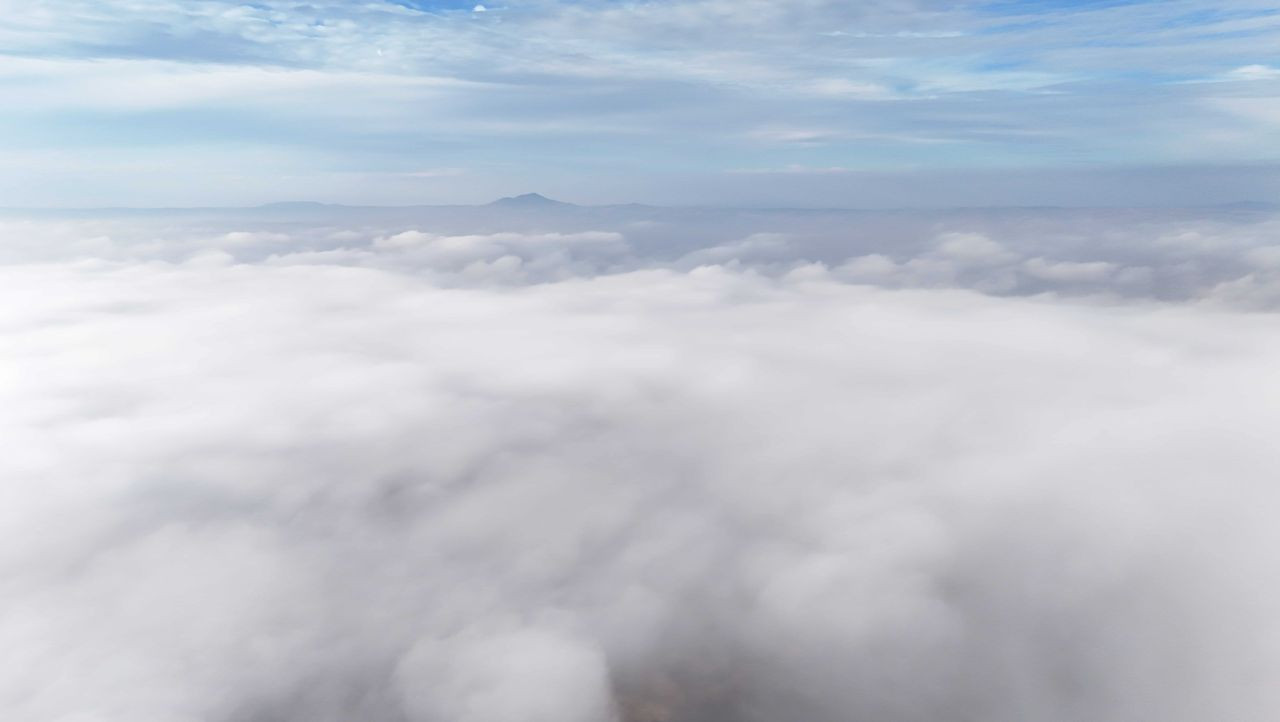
[3, 206, 1280, 721]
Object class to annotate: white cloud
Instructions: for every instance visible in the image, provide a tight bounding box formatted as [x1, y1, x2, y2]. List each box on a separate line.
[677, 232, 792, 267]
[3, 212, 1280, 718]
[835, 253, 901, 280]
[934, 231, 1015, 264]
[743, 127, 840, 144]
[7, 207, 1280, 302]
[803, 77, 895, 99]
[0, 56, 475, 114]
[359, 230, 628, 280]
[1227, 64, 1280, 82]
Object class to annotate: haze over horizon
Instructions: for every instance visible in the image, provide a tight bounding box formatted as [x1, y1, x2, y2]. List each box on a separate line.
[8, 190, 1280, 212]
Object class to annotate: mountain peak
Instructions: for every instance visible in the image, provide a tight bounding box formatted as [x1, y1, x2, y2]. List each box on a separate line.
[489, 193, 572, 207]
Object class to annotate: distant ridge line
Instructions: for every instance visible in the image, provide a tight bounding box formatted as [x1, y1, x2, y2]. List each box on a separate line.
[486, 193, 575, 208]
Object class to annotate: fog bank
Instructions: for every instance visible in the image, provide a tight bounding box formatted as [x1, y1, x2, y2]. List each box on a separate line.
[1, 212, 1279, 721]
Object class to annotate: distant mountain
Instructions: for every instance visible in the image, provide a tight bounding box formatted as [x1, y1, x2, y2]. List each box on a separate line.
[256, 201, 340, 211]
[487, 193, 574, 208]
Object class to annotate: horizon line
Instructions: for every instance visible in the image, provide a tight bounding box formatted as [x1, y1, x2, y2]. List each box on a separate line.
[3, 197, 1278, 214]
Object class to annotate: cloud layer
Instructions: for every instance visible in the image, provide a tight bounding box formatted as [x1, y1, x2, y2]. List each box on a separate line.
[3, 210, 1280, 720]
[5, 203, 1280, 304]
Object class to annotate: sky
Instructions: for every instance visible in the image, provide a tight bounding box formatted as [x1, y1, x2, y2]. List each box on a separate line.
[2, 0, 1280, 206]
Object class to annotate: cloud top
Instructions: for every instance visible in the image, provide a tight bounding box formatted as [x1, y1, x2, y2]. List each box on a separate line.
[2, 209, 1280, 720]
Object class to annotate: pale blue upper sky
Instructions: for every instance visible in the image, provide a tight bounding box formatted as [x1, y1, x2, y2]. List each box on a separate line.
[1, 0, 1278, 206]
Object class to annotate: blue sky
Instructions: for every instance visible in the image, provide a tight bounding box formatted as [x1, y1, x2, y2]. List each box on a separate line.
[1, 0, 1278, 206]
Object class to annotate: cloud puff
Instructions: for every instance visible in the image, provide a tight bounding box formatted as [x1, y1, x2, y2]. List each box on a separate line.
[20, 203, 1280, 303]
[7, 205, 1280, 305]
[3, 212, 1280, 720]
[363, 229, 628, 280]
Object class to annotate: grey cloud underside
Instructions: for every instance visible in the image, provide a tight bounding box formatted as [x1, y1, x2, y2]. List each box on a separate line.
[2, 207, 1280, 721]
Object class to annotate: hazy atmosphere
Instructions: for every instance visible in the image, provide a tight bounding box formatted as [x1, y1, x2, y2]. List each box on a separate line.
[2, 2, 1280, 722]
